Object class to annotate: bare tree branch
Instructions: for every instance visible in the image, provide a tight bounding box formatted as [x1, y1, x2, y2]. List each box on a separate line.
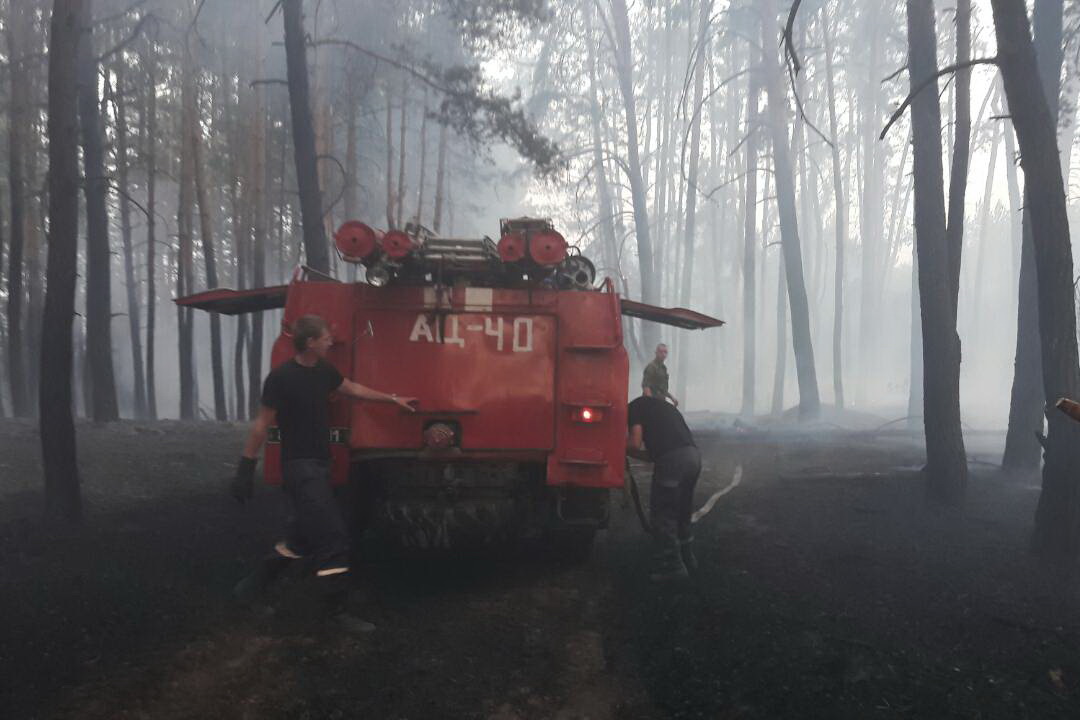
[782, 0, 804, 76]
[880, 57, 998, 140]
[97, 13, 154, 64]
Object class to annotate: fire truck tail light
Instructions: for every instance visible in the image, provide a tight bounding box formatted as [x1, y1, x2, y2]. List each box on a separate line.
[528, 230, 568, 266]
[334, 221, 379, 261]
[574, 407, 604, 424]
[381, 230, 415, 259]
[498, 232, 526, 262]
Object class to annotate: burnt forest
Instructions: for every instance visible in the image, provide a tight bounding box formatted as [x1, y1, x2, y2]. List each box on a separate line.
[3, 0, 1080, 718]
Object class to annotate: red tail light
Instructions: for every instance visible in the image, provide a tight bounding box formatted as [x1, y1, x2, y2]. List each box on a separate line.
[528, 229, 568, 266]
[381, 229, 415, 259]
[498, 232, 526, 262]
[334, 221, 379, 261]
[573, 406, 604, 424]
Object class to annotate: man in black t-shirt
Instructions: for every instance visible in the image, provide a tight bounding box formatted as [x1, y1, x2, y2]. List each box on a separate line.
[627, 394, 701, 580]
[230, 314, 416, 629]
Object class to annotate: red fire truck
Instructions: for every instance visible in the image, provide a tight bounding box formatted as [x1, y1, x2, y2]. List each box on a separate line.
[177, 218, 721, 553]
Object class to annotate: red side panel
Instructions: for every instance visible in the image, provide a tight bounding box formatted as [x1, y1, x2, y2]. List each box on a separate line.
[547, 289, 628, 489]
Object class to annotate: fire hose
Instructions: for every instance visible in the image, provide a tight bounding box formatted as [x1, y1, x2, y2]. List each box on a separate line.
[624, 459, 652, 534]
[624, 459, 743, 535]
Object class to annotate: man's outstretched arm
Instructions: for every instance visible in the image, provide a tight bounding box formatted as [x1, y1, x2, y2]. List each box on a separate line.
[337, 378, 417, 412]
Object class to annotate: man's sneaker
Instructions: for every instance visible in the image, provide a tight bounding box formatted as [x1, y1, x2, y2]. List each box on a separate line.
[334, 611, 376, 635]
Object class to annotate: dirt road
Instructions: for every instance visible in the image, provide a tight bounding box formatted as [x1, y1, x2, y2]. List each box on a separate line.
[2, 420, 1079, 718]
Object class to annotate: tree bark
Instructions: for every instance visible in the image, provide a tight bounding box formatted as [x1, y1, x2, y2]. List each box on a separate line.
[191, 92, 227, 421]
[906, 0, 969, 503]
[177, 36, 197, 421]
[282, 0, 329, 272]
[761, 0, 821, 419]
[676, 0, 712, 408]
[396, 78, 407, 229]
[385, 88, 395, 230]
[41, 0, 83, 522]
[741, 74, 759, 417]
[857, 0, 887, 405]
[1003, 0, 1062, 471]
[76, 0, 119, 422]
[433, 123, 447, 233]
[823, 8, 846, 409]
[5, 5, 30, 417]
[142, 46, 158, 420]
[248, 69, 268, 419]
[610, 0, 658, 351]
[772, 256, 788, 416]
[416, 87, 428, 225]
[945, 0, 972, 314]
[990, 0, 1080, 559]
[111, 64, 147, 419]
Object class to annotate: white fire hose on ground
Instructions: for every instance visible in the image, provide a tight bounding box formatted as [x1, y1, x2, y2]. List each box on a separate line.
[624, 460, 743, 534]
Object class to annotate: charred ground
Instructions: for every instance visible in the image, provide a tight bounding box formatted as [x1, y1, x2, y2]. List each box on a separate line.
[1, 419, 1078, 719]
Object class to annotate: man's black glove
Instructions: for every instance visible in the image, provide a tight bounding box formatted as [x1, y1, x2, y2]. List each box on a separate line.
[231, 456, 257, 503]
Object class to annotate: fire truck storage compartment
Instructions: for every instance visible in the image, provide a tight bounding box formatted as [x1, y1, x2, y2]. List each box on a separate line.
[350, 284, 557, 452]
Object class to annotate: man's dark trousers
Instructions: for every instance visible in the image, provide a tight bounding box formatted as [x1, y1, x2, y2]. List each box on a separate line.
[650, 445, 701, 566]
[280, 459, 350, 574]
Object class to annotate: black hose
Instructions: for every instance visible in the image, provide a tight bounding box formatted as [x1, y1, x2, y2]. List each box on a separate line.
[624, 459, 652, 534]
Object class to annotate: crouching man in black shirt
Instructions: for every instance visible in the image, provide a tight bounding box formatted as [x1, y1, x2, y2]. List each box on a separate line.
[231, 314, 416, 630]
[627, 394, 702, 580]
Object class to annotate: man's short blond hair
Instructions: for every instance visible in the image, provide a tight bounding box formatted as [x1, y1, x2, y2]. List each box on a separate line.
[293, 315, 329, 352]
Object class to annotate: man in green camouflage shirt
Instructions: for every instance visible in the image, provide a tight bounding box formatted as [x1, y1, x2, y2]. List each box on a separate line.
[642, 343, 678, 407]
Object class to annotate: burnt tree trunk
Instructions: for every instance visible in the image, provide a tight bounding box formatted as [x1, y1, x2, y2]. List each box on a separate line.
[385, 89, 395, 230]
[112, 64, 146, 419]
[6, 1, 30, 417]
[416, 88, 428, 225]
[396, 79, 407, 229]
[282, 0, 329, 272]
[990, 0, 1080, 559]
[741, 72, 759, 417]
[41, 0, 83, 522]
[1003, 0, 1062, 471]
[610, 0, 658, 351]
[772, 256, 788, 416]
[177, 37, 197, 421]
[823, 9, 846, 408]
[906, 0, 969, 503]
[142, 47, 158, 420]
[676, 0, 712, 408]
[433, 124, 447, 233]
[191, 95, 227, 421]
[248, 75, 268, 418]
[761, 0, 821, 419]
[76, 0, 119, 422]
[945, 0, 971, 316]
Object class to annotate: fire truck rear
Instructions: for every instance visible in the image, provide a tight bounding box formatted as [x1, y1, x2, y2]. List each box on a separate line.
[178, 218, 721, 553]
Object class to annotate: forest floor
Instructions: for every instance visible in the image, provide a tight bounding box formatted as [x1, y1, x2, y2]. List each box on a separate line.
[2, 417, 1079, 719]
